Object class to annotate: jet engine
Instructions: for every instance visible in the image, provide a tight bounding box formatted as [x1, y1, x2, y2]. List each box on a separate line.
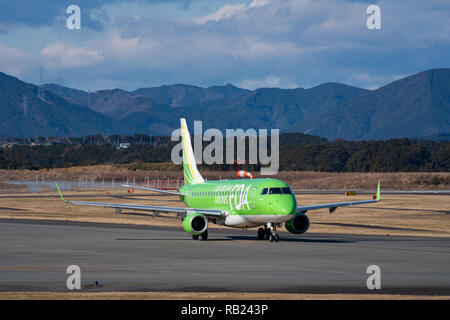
[182, 213, 208, 235]
[285, 213, 310, 234]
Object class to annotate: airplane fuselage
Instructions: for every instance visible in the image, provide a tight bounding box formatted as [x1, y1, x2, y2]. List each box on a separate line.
[180, 178, 297, 228]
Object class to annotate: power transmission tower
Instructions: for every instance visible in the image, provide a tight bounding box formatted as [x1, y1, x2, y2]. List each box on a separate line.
[22, 95, 28, 119]
[57, 77, 64, 96]
[38, 66, 45, 99]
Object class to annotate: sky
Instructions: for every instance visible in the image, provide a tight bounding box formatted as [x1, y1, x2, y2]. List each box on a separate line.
[0, 0, 449, 91]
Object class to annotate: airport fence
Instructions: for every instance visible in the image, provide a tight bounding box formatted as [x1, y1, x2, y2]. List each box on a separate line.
[0, 175, 183, 194]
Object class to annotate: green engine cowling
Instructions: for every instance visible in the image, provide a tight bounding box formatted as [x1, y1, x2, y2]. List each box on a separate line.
[285, 213, 310, 234]
[182, 213, 208, 235]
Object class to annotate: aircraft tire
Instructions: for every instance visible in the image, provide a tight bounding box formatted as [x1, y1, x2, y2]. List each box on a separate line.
[201, 230, 208, 240]
[257, 228, 265, 240]
[192, 235, 199, 240]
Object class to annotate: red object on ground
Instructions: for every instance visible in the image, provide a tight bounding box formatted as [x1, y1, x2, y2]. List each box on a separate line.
[237, 170, 254, 179]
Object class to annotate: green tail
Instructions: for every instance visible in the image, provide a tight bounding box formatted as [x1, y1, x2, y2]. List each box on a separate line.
[180, 118, 204, 185]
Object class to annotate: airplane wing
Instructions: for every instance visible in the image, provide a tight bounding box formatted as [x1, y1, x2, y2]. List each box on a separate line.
[55, 183, 224, 218]
[121, 184, 184, 196]
[297, 181, 381, 214]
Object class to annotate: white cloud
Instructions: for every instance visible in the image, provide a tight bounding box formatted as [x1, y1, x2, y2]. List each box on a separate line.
[349, 73, 408, 90]
[236, 75, 298, 90]
[41, 42, 104, 69]
[194, 0, 269, 24]
[0, 43, 33, 77]
[194, 3, 247, 24]
[106, 32, 147, 59]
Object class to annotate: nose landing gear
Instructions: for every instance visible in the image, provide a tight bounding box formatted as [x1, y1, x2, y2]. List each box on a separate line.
[257, 223, 279, 242]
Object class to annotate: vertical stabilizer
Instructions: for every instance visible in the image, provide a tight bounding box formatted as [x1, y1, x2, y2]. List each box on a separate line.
[180, 119, 205, 185]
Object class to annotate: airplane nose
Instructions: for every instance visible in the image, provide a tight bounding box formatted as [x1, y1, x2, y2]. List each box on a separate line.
[279, 196, 297, 214]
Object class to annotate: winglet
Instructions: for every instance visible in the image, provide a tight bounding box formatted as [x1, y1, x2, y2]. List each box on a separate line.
[376, 181, 381, 201]
[55, 182, 66, 202]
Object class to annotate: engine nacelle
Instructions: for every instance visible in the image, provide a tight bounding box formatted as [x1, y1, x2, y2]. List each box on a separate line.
[285, 213, 310, 234]
[182, 213, 208, 235]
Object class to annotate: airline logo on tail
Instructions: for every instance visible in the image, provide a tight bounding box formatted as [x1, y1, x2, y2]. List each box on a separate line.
[181, 118, 205, 185]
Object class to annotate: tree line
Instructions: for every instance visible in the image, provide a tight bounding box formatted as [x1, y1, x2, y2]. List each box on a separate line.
[0, 134, 448, 172]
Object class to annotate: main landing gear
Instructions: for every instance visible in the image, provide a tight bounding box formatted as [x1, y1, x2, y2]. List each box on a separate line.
[257, 223, 279, 242]
[192, 230, 208, 241]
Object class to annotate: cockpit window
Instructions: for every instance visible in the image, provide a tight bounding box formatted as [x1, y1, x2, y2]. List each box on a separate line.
[261, 187, 293, 195]
[268, 188, 282, 194]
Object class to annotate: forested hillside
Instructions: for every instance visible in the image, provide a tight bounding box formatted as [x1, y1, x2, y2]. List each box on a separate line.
[1, 134, 448, 172]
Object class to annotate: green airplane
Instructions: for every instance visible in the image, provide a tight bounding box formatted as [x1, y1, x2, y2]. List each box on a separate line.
[56, 118, 381, 242]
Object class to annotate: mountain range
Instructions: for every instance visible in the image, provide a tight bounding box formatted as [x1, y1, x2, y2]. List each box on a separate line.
[0, 68, 448, 140]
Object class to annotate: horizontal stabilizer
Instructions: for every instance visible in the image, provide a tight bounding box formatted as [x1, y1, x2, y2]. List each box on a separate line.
[121, 184, 184, 196]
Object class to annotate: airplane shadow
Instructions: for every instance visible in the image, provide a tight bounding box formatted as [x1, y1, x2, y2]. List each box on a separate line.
[0, 207, 28, 211]
[315, 222, 431, 232]
[115, 236, 355, 244]
[116, 238, 184, 241]
[225, 235, 355, 243]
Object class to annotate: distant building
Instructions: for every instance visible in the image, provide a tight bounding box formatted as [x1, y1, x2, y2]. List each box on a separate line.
[2, 143, 14, 149]
[117, 142, 131, 150]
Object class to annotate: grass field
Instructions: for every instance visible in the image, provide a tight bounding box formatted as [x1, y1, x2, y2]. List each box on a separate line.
[0, 189, 449, 238]
[1, 166, 449, 190]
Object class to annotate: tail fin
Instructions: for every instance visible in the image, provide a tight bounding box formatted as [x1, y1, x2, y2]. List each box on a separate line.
[376, 180, 381, 201]
[180, 118, 204, 185]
